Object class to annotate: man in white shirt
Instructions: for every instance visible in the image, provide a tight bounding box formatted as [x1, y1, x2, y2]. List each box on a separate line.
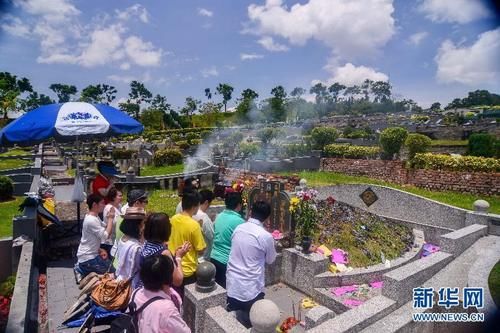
[192, 189, 215, 262]
[226, 200, 277, 328]
[75, 194, 115, 277]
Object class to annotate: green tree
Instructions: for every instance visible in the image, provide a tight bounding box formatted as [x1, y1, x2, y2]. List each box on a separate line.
[120, 81, 152, 119]
[310, 127, 339, 150]
[204, 88, 212, 100]
[181, 97, 200, 125]
[235, 88, 259, 124]
[118, 102, 140, 119]
[290, 87, 306, 98]
[0, 72, 33, 118]
[216, 83, 234, 112]
[49, 83, 77, 103]
[20, 91, 54, 112]
[360, 79, 373, 101]
[405, 133, 431, 160]
[468, 133, 496, 157]
[430, 102, 441, 111]
[141, 109, 165, 130]
[80, 84, 103, 103]
[269, 85, 287, 122]
[371, 81, 391, 103]
[379, 127, 408, 160]
[150, 94, 171, 113]
[310, 83, 328, 104]
[328, 82, 346, 103]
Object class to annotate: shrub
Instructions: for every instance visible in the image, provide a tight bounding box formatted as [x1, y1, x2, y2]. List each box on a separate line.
[229, 132, 244, 144]
[311, 127, 339, 150]
[468, 133, 496, 157]
[200, 130, 212, 140]
[324, 144, 380, 159]
[405, 133, 432, 160]
[111, 148, 136, 160]
[153, 148, 183, 166]
[412, 153, 500, 172]
[285, 143, 311, 157]
[0, 176, 14, 201]
[175, 140, 190, 150]
[170, 133, 182, 142]
[190, 139, 202, 146]
[379, 127, 408, 159]
[239, 143, 260, 156]
[186, 132, 200, 143]
[256, 128, 284, 145]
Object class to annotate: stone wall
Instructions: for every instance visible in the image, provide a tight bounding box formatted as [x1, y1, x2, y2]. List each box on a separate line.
[321, 158, 500, 195]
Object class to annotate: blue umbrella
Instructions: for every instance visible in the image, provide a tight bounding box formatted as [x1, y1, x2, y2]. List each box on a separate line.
[0, 102, 143, 145]
[0, 102, 143, 227]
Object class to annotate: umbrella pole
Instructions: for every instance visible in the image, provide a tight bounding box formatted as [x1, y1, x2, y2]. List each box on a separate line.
[76, 136, 81, 232]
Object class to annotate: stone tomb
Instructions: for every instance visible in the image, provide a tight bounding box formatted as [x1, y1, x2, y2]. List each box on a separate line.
[247, 180, 292, 239]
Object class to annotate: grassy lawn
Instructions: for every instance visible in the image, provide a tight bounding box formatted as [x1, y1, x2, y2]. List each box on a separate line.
[430, 139, 468, 146]
[0, 158, 30, 171]
[0, 148, 32, 156]
[0, 197, 23, 238]
[140, 164, 184, 176]
[489, 261, 500, 307]
[148, 189, 179, 217]
[279, 171, 500, 214]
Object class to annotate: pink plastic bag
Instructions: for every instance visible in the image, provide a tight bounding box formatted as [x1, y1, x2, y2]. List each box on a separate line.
[369, 281, 383, 289]
[331, 249, 348, 264]
[343, 299, 364, 307]
[331, 285, 358, 296]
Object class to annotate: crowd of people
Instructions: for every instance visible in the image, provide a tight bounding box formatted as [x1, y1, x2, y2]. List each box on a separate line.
[74, 172, 277, 331]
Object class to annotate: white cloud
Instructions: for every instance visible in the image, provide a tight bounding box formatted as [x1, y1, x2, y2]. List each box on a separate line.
[201, 66, 219, 78]
[15, 0, 80, 24]
[79, 25, 125, 67]
[225, 65, 237, 71]
[257, 36, 289, 52]
[0, 15, 31, 38]
[5, 0, 163, 68]
[315, 61, 389, 87]
[198, 8, 214, 17]
[120, 62, 131, 70]
[107, 71, 152, 84]
[408, 31, 428, 46]
[435, 28, 500, 85]
[419, 0, 490, 24]
[116, 4, 149, 23]
[124, 36, 163, 66]
[247, 0, 395, 59]
[240, 53, 264, 60]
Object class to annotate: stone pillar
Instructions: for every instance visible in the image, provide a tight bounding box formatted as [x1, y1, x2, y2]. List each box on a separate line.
[249, 300, 281, 333]
[126, 167, 136, 183]
[183, 262, 226, 333]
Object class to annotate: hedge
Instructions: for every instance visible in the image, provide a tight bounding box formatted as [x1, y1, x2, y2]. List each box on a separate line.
[324, 144, 380, 159]
[111, 148, 136, 160]
[0, 176, 14, 201]
[153, 148, 183, 166]
[412, 153, 500, 172]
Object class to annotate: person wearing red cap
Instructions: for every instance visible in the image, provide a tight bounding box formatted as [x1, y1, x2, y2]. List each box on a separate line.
[92, 161, 119, 202]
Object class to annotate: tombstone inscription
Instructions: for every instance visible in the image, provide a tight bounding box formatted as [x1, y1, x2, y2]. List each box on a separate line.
[248, 180, 292, 240]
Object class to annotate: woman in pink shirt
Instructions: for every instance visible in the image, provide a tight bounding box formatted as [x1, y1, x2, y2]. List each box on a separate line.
[131, 255, 191, 333]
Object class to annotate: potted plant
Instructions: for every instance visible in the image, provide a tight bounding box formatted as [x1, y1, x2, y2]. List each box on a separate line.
[290, 189, 318, 254]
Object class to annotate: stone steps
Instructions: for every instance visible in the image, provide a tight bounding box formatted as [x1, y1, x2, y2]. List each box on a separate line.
[382, 251, 454, 304]
[308, 295, 397, 333]
[362, 235, 500, 333]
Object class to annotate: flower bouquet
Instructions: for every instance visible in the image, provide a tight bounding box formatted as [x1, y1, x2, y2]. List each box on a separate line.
[290, 188, 319, 254]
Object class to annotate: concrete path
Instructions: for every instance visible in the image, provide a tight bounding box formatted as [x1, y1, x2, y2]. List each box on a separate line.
[46, 260, 79, 332]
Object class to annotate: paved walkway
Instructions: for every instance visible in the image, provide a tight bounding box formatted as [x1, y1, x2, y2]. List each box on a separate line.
[46, 260, 79, 332]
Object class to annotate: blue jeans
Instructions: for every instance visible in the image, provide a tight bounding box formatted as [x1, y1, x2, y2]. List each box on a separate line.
[77, 255, 114, 277]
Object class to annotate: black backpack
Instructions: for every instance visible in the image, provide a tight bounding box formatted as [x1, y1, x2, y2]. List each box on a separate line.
[110, 289, 164, 333]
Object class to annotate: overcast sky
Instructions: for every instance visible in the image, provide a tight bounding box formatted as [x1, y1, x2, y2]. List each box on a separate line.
[0, 0, 499, 109]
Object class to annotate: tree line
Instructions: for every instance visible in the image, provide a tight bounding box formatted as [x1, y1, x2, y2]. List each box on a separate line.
[1, 71, 498, 129]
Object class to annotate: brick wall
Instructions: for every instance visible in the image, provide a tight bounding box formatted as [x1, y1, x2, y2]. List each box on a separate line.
[408, 168, 500, 196]
[321, 158, 408, 184]
[321, 158, 500, 196]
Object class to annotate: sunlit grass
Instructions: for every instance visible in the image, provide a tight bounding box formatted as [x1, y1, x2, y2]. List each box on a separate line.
[0, 197, 23, 238]
[140, 164, 184, 176]
[279, 171, 500, 214]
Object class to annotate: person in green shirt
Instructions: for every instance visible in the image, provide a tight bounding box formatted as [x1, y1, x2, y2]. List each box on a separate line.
[210, 191, 244, 288]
